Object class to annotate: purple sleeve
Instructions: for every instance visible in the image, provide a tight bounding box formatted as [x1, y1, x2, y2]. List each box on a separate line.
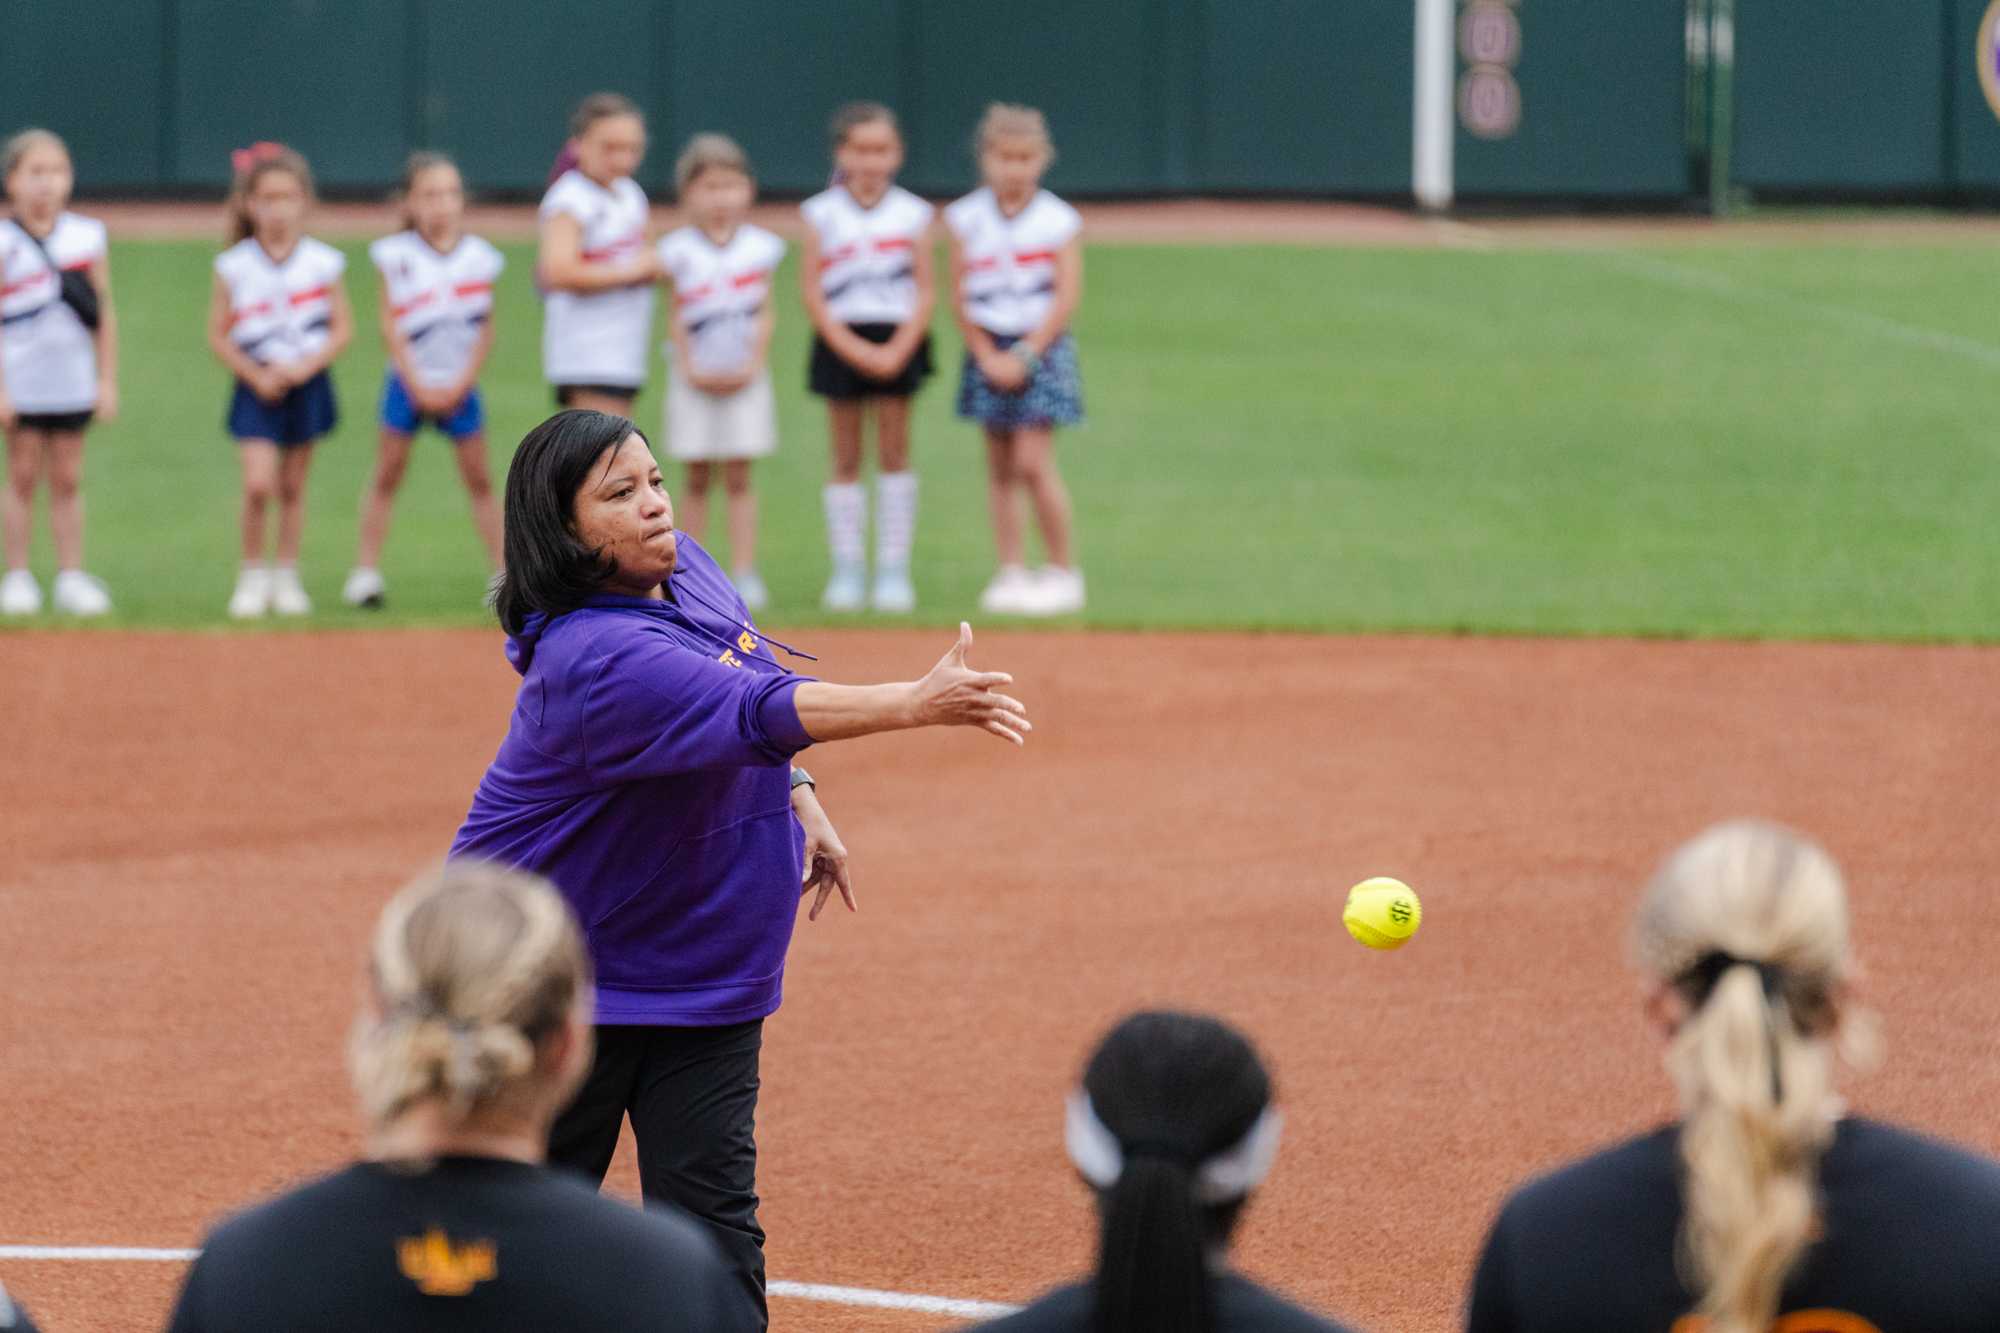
[583, 636, 813, 779]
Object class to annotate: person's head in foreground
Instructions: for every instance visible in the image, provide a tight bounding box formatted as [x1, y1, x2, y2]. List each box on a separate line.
[352, 859, 593, 1157]
[1466, 818, 2000, 1333]
[978, 1010, 1353, 1333]
[165, 864, 750, 1333]
[1631, 818, 1862, 1333]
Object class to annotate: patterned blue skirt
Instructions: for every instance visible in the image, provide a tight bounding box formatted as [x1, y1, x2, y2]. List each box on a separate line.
[955, 332, 1084, 429]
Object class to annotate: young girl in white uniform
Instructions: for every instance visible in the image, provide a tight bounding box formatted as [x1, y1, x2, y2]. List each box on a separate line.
[207, 143, 352, 618]
[656, 134, 784, 611]
[0, 129, 119, 617]
[538, 93, 659, 416]
[946, 105, 1086, 617]
[345, 152, 505, 609]
[799, 103, 935, 614]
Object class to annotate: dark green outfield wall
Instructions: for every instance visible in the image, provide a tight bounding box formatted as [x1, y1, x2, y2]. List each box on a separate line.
[0, 0, 1411, 197]
[10, 1, 2000, 202]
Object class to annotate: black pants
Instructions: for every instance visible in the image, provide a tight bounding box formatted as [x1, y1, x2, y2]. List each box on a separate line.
[549, 1021, 767, 1329]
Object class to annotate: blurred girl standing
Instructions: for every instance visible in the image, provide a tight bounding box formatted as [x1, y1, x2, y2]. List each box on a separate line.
[799, 102, 934, 613]
[538, 93, 658, 416]
[208, 143, 351, 618]
[656, 134, 784, 611]
[0, 128, 118, 616]
[345, 152, 505, 609]
[945, 104, 1085, 617]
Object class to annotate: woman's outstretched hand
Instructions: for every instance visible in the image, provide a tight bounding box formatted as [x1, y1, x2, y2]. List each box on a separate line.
[789, 623, 1031, 745]
[913, 623, 1030, 745]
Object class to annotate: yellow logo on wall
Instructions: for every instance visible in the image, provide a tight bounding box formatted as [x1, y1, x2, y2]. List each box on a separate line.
[396, 1228, 498, 1297]
[1979, 0, 2000, 122]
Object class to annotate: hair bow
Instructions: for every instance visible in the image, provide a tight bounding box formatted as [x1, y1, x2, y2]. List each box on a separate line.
[230, 141, 287, 176]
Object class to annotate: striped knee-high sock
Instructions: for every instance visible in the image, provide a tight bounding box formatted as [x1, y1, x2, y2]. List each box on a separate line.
[875, 471, 918, 574]
[822, 482, 867, 572]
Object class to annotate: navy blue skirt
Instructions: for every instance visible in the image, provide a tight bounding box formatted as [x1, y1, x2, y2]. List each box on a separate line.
[228, 371, 337, 448]
[955, 332, 1083, 429]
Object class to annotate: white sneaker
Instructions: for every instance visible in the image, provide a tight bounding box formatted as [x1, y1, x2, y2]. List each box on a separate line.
[978, 565, 1034, 616]
[342, 567, 387, 609]
[1025, 566, 1086, 616]
[821, 564, 867, 613]
[733, 569, 769, 613]
[271, 566, 313, 616]
[870, 566, 916, 614]
[51, 570, 112, 616]
[228, 566, 272, 619]
[0, 568, 42, 616]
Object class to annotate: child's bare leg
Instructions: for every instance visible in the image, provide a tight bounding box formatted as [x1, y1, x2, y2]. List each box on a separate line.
[565, 389, 635, 417]
[45, 431, 88, 570]
[680, 461, 713, 541]
[3, 428, 47, 570]
[355, 429, 414, 570]
[274, 445, 315, 565]
[874, 396, 910, 473]
[451, 433, 505, 570]
[1014, 426, 1074, 568]
[722, 460, 756, 572]
[984, 428, 1025, 568]
[827, 403, 865, 483]
[238, 441, 280, 561]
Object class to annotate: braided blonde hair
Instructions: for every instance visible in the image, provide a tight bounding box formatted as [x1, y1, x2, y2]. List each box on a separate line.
[349, 862, 590, 1125]
[1633, 820, 1875, 1333]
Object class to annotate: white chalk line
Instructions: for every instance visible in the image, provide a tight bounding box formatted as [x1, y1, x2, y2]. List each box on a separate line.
[0, 1245, 1020, 1320]
[1594, 249, 2000, 370]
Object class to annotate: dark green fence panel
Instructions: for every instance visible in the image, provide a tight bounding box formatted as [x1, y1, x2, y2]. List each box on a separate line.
[1200, 0, 1413, 192]
[0, 1, 169, 188]
[1732, 0, 1948, 191]
[902, 2, 1169, 196]
[664, 1, 905, 197]
[421, 0, 666, 196]
[1455, 0, 1689, 197]
[1950, 0, 2000, 188]
[172, 0, 409, 189]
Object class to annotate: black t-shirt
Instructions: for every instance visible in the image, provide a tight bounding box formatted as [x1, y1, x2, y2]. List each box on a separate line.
[975, 1271, 1358, 1332]
[166, 1156, 750, 1332]
[1467, 1117, 2000, 1332]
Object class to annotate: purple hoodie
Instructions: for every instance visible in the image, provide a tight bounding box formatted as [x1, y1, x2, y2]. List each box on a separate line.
[450, 537, 815, 1025]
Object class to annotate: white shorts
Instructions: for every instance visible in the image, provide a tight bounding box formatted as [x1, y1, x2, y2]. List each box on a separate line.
[665, 366, 777, 461]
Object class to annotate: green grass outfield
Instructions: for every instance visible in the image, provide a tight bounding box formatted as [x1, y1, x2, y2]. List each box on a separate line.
[6, 234, 1997, 639]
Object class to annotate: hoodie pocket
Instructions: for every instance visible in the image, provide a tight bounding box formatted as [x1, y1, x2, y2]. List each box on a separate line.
[585, 806, 802, 990]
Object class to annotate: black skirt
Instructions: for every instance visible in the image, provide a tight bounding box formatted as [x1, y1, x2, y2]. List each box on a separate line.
[808, 321, 934, 400]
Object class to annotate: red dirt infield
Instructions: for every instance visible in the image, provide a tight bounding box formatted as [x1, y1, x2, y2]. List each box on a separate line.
[4, 627, 1998, 1331]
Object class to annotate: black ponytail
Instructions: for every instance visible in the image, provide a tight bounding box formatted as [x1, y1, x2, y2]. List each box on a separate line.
[1081, 1011, 1273, 1333]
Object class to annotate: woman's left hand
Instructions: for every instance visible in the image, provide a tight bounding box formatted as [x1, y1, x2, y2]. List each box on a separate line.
[794, 786, 856, 921]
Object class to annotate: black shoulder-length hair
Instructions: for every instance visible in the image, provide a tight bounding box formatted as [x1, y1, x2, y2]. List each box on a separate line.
[493, 409, 648, 635]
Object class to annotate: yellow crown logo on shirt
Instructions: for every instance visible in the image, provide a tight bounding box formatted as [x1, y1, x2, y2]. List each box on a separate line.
[396, 1228, 497, 1297]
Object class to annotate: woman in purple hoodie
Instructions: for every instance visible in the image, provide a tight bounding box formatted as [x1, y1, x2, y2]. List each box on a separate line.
[451, 408, 1026, 1328]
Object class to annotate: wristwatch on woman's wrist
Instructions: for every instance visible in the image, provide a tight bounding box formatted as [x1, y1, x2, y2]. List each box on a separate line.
[790, 766, 816, 792]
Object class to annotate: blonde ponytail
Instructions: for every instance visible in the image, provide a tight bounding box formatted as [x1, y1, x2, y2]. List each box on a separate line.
[349, 862, 590, 1125]
[1634, 820, 1866, 1333]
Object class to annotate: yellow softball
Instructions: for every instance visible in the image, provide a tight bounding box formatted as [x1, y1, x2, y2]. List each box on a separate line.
[1343, 877, 1423, 951]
